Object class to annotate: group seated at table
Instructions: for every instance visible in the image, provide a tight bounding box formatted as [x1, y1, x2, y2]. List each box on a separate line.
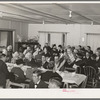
[0, 44, 100, 88]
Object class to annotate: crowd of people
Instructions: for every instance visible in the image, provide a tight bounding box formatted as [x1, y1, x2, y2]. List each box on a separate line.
[0, 43, 100, 88]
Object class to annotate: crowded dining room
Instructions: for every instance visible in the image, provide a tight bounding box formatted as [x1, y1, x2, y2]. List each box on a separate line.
[0, 3, 100, 89]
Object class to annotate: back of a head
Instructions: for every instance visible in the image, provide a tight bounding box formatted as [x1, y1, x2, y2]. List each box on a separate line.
[16, 59, 24, 65]
[76, 52, 83, 59]
[49, 77, 63, 88]
[58, 45, 62, 48]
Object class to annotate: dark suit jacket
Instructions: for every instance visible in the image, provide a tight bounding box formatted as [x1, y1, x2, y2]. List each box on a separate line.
[41, 71, 62, 82]
[74, 59, 85, 74]
[29, 80, 48, 88]
[11, 67, 26, 83]
[24, 58, 37, 68]
[42, 61, 49, 69]
[83, 57, 92, 66]
[96, 57, 100, 68]
[0, 60, 9, 87]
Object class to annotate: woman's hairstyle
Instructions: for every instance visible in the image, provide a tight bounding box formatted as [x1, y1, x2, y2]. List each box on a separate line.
[91, 54, 96, 59]
[16, 59, 24, 65]
[76, 52, 83, 59]
[58, 45, 62, 48]
[48, 61, 54, 69]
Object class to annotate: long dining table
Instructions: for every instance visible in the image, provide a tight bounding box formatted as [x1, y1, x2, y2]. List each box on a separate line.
[6, 63, 87, 88]
[56, 71, 87, 88]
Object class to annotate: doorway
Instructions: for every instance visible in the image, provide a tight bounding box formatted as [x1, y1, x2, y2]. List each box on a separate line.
[0, 30, 15, 52]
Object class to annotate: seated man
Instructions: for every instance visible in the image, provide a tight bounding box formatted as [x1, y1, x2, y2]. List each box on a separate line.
[41, 70, 62, 82]
[0, 53, 9, 88]
[48, 77, 63, 88]
[23, 46, 32, 55]
[11, 59, 26, 83]
[29, 69, 48, 88]
[24, 52, 37, 68]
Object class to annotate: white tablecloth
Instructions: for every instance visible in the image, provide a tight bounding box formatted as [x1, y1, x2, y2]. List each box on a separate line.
[6, 63, 31, 74]
[57, 71, 86, 85]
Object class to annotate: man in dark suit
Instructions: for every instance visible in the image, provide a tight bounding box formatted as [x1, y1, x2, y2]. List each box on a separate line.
[24, 52, 37, 68]
[0, 53, 9, 88]
[11, 59, 26, 83]
[29, 69, 48, 88]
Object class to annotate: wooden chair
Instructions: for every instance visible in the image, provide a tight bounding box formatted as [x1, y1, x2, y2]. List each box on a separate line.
[7, 81, 26, 88]
[80, 76, 87, 88]
[84, 66, 97, 88]
[76, 67, 82, 74]
[65, 76, 87, 88]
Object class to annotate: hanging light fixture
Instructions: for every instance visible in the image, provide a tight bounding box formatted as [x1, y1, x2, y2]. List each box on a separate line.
[69, 10, 72, 18]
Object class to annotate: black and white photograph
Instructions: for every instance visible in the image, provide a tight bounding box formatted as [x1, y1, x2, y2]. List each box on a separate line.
[0, 1, 100, 98]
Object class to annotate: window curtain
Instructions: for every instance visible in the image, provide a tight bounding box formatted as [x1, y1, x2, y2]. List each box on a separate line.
[50, 33, 62, 47]
[7, 31, 13, 47]
[0, 31, 7, 47]
[48, 33, 50, 46]
[39, 33, 46, 49]
[87, 34, 100, 52]
[62, 33, 65, 46]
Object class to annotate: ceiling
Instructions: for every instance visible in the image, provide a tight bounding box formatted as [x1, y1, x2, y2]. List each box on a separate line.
[0, 3, 100, 25]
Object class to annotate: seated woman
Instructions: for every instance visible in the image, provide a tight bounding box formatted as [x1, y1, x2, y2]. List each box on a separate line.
[58, 45, 64, 59]
[96, 50, 100, 68]
[6, 45, 13, 63]
[41, 61, 62, 82]
[41, 55, 49, 69]
[11, 59, 26, 83]
[64, 47, 76, 67]
[33, 47, 41, 59]
[90, 54, 98, 73]
[83, 51, 92, 66]
[11, 51, 19, 64]
[73, 52, 85, 74]
[51, 44, 59, 61]
[53, 55, 69, 72]
[42, 47, 51, 57]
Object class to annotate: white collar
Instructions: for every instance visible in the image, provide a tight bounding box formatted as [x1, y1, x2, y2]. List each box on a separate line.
[36, 80, 41, 85]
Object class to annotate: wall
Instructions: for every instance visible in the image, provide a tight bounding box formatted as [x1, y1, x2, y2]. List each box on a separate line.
[0, 19, 28, 42]
[0, 31, 7, 46]
[28, 24, 100, 47]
